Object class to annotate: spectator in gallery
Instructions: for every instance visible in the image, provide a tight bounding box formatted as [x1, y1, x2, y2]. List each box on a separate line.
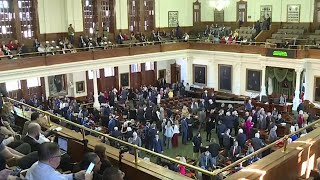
[68, 24, 75, 45]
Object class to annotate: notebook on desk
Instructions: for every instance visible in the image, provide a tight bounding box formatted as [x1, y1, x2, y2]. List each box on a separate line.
[57, 137, 68, 155]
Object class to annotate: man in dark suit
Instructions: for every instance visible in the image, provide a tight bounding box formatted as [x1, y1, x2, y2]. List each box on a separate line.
[22, 123, 41, 152]
[199, 151, 215, 170]
[117, 32, 124, 44]
[251, 133, 264, 151]
[0, 86, 8, 114]
[229, 141, 241, 162]
[181, 117, 188, 145]
[223, 112, 234, 134]
[152, 134, 163, 164]
[208, 139, 220, 163]
[236, 129, 246, 149]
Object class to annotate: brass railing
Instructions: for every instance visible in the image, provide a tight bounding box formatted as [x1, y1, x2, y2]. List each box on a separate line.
[6, 97, 214, 176]
[212, 117, 320, 176]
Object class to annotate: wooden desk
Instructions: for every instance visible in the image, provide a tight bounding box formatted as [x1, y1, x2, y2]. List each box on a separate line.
[15, 108, 191, 180]
[253, 102, 293, 113]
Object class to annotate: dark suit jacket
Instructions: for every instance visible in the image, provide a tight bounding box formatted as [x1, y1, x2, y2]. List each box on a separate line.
[153, 139, 163, 153]
[251, 137, 263, 151]
[22, 135, 40, 152]
[208, 143, 220, 157]
[0, 86, 8, 110]
[236, 133, 247, 148]
[229, 145, 241, 159]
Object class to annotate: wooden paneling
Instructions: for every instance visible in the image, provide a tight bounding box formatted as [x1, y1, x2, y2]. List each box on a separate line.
[93, 47, 130, 59]
[129, 45, 161, 55]
[144, 70, 155, 86]
[45, 51, 93, 65]
[307, 49, 320, 59]
[0, 56, 46, 71]
[130, 72, 142, 90]
[189, 42, 214, 51]
[161, 43, 190, 52]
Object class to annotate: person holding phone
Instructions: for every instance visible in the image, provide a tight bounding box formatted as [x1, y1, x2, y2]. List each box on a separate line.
[26, 142, 93, 180]
[79, 152, 103, 180]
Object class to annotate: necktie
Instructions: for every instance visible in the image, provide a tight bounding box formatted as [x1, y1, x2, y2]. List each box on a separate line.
[205, 157, 208, 167]
[233, 147, 236, 156]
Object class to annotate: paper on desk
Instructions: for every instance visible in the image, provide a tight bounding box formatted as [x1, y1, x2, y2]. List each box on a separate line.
[54, 127, 62, 131]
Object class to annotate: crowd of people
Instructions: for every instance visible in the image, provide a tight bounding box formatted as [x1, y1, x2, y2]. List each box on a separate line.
[0, 76, 317, 179]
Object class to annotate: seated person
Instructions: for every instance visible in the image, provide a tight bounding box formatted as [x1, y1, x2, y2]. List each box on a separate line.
[275, 114, 284, 124]
[199, 151, 216, 170]
[79, 152, 103, 180]
[22, 123, 41, 152]
[229, 141, 241, 162]
[22, 112, 51, 143]
[26, 142, 91, 180]
[245, 145, 259, 165]
[208, 138, 220, 163]
[117, 32, 124, 44]
[94, 144, 112, 175]
[102, 167, 125, 180]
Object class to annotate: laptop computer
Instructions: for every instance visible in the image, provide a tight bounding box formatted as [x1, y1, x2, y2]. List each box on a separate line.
[57, 137, 68, 155]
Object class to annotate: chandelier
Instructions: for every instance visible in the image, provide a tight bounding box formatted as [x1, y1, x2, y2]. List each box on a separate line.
[209, 0, 230, 11]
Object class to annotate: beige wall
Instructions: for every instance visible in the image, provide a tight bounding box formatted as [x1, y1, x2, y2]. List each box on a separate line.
[37, 0, 315, 34]
[38, 0, 83, 34]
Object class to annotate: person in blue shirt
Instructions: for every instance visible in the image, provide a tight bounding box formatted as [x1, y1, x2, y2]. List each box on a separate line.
[245, 99, 254, 111]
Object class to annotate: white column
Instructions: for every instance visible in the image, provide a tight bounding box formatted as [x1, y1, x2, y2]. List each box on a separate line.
[233, 62, 241, 95]
[44, 76, 50, 100]
[186, 57, 193, 85]
[92, 69, 100, 109]
[260, 65, 267, 97]
[207, 59, 215, 88]
[293, 68, 302, 111]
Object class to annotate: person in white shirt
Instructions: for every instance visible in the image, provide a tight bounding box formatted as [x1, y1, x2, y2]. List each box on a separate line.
[172, 120, 180, 148]
[26, 142, 92, 180]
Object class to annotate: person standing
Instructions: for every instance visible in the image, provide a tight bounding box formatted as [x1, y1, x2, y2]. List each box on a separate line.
[181, 116, 188, 145]
[152, 135, 163, 164]
[205, 118, 214, 142]
[172, 120, 180, 148]
[68, 24, 75, 45]
[164, 121, 174, 149]
[192, 132, 202, 159]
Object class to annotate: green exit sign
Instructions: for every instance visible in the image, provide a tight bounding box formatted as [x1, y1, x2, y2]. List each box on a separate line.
[266, 48, 296, 58]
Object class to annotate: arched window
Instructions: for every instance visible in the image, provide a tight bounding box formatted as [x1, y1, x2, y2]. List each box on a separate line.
[100, 0, 114, 33]
[88, 70, 100, 79]
[83, 0, 95, 34]
[131, 64, 141, 73]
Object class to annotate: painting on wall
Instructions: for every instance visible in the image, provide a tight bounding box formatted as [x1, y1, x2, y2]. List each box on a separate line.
[120, 73, 129, 87]
[168, 11, 179, 27]
[193, 64, 207, 86]
[314, 77, 320, 102]
[48, 74, 67, 97]
[218, 64, 232, 92]
[246, 69, 262, 92]
[260, 5, 272, 21]
[76, 81, 85, 93]
[158, 69, 166, 79]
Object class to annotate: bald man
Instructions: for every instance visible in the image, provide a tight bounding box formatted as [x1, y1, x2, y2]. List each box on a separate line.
[22, 123, 41, 152]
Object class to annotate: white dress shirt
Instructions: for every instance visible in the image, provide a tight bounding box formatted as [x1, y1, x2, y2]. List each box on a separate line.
[26, 161, 73, 180]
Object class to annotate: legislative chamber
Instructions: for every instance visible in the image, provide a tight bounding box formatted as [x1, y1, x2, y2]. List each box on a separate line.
[1, 0, 320, 180]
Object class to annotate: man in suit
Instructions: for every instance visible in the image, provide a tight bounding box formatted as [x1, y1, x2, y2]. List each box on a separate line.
[223, 112, 234, 135]
[181, 117, 188, 145]
[0, 86, 8, 114]
[236, 129, 246, 149]
[152, 135, 163, 164]
[117, 32, 124, 44]
[22, 123, 41, 152]
[208, 139, 220, 165]
[229, 141, 241, 162]
[217, 120, 227, 146]
[68, 24, 75, 44]
[251, 133, 264, 151]
[22, 112, 51, 143]
[199, 151, 215, 170]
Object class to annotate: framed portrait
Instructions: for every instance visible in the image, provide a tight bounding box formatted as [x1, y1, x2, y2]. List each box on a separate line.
[287, 4, 300, 23]
[168, 11, 179, 27]
[158, 69, 166, 79]
[218, 64, 232, 92]
[120, 73, 129, 87]
[48, 74, 67, 97]
[314, 77, 320, 102]
[246, 69, 262, 92]
[193, 64, 207, 85]
[76, 81, 85, 93]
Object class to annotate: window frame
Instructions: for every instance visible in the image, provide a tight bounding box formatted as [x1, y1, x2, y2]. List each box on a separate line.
[5, 80, 21, 92]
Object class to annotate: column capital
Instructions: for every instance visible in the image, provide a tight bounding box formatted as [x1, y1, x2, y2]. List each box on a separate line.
[260, 64, 266, 69]
[295, 68, 303, 73]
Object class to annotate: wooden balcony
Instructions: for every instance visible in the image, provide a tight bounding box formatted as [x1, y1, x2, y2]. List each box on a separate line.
[1, 42, 320, 72]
